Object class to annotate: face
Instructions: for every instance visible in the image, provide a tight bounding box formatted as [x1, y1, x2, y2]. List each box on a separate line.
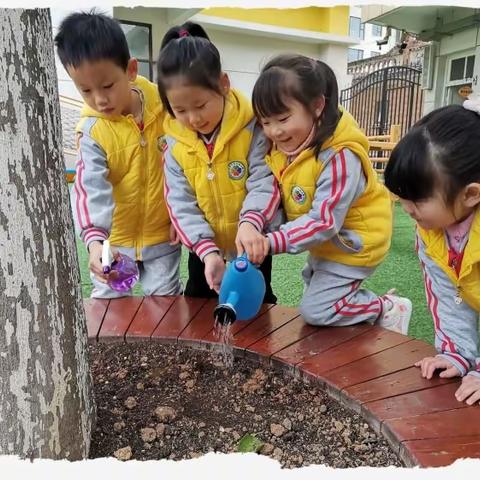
[166, 74, 229, 135]
[399, 186, 480, 230]
[67, 58, 138, 116]
[259, 97, 323, 153]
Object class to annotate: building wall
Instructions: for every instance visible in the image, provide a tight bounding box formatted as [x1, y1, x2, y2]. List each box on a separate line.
[114, 7, 170, 61]
[201, 7, 349, 36]
[52, 8, 350, 103]
[348, 6, 399, 62]
[204, 30, 348, 98]
[115, 8, 349, 99]
[423, 25, 480, 113]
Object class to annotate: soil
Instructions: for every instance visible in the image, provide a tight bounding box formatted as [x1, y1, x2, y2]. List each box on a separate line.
[88, 341, 402, 468]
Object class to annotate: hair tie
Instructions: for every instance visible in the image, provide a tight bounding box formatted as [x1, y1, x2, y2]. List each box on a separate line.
[463, 93, 480, 115]
[179, 29, 189, 38]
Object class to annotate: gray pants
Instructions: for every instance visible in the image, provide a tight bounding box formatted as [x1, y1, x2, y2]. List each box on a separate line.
[300, 255, 382, 327]
[91, 242, 182, 299]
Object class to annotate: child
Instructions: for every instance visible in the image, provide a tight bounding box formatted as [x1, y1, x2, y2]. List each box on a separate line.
[55, 11, 181, 298]
[385, 100, 480, 406]
[251, 54, 412, 333]
[157, 22, 280, 301]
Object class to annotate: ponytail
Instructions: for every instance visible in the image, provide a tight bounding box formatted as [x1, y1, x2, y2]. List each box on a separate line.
[310, 60, 341, 155]
[160, 21, 210, 50]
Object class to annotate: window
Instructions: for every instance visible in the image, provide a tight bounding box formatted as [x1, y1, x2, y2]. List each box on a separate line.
[349, 17, 365, 40]
[395, 29, 403, 42]
[120, 20, 153, 81]
[466, 55, 475, 78]
[348, 48, 364, 63]
[371, 24, 383, 37]
[449, 55, 475, 82]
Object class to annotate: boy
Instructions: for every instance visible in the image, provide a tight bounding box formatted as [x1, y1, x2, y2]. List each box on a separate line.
[55, 11, 181, 297]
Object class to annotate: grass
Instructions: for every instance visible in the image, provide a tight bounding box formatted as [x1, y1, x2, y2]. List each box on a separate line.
[76, 203, 433, 345]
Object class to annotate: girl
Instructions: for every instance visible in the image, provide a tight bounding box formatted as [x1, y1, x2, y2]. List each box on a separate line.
[252, 54, 412, 333]
[157, 22, 280, 301]
[385, 100, 480, 406]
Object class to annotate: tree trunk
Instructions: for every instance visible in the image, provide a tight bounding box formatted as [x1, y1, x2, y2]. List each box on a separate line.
[0, 9, 95, 460]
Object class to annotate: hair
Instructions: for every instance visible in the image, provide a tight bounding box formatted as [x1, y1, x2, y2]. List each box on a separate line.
[157, 22, 224, 116]
[384, 105, 480, 206]
[54, 9, 130, 71]
[252, 54, 341, 156]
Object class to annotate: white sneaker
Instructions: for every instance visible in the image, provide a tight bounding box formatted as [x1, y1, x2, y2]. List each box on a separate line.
[377, 289, 412, 335]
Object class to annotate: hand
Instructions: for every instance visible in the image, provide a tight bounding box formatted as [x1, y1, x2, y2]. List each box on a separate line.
[235, 222, 270, 265]
[414, 356, 461, 380]
[455, 374, 480, 405]
[88, 241, 109, 284]
[203, 252, 225, 293]
[169, 223, 181, 246]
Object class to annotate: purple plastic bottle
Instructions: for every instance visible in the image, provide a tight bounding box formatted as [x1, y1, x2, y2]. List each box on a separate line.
[101, 240, 139, 292]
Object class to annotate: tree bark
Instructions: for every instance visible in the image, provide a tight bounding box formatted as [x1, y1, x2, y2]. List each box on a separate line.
[0, 9, 95, 460]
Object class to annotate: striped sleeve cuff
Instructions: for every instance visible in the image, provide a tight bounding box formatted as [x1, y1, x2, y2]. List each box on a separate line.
[194, 239, 220, 262]
[82, 228, 109, 249]
[267, 231, 288, 255]
[239, 211, 266, 232]
[467, 370, 480, 378]
[437, 353, 470, 376]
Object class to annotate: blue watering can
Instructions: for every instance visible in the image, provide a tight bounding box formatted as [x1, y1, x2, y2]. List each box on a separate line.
[214, 255, 266, 326]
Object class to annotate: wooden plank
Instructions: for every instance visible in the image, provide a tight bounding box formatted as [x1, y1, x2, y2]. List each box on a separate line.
[321, 340, 436, 390]
[201, 303, 274, 343]
[298, 327, 411, 378]
[83, 298, 109, 341]
[383, 406, 480, 443]
[178, 299, 218, 346]
[273, 323, 373, 368]
[125, 296, 177, 341]
[245, 315, 318, 361]
[150, 296, 208, 343]
[344, 366, 456, 405]
[232, 305, 300, 351]
[98, 297, 143, 342]
[369, 141, 396, 150]
[401, 435, 480, 467]
[364, 382, 466, 427]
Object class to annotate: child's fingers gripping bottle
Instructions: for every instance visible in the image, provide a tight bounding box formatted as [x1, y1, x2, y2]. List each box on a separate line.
[214, 255, 266, 326]
[101, 240, 139, 292]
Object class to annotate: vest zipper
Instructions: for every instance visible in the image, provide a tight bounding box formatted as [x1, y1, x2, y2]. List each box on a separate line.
[135, 122, 147, 261]
[206, 159, 224, 246]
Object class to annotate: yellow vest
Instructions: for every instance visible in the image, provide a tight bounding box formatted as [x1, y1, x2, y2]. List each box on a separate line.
[163, 89, 254, 253]
[76, 76, 170, 259]
[418, 209, 480, 312]
[266, 109, 392, 267]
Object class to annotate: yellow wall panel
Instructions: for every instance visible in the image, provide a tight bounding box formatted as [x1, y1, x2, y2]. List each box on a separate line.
[201, 7, 349, 35]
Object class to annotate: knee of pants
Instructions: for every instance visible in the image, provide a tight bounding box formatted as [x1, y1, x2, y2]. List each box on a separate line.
[144, 278, 183, 296]
[299, 301, 332, 327]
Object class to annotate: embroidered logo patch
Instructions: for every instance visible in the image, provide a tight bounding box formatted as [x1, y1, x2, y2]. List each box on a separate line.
[158, 136, 168, 153]
[228, 161, 246, 180]
[291, 186, 307, 204]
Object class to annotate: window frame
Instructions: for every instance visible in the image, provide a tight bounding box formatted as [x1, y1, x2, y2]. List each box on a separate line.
[119, 19, 153, 81]
[349, 16, 365, 40]
[445, 52, 476, 87]
[371, 24, 383, 37]
[348, 48, 364, 63]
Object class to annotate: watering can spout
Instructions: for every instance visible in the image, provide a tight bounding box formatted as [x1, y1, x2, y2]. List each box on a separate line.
[214, 256, 266, 326]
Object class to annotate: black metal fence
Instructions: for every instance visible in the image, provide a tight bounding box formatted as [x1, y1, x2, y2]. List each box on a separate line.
[340, 66, 424, 137]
